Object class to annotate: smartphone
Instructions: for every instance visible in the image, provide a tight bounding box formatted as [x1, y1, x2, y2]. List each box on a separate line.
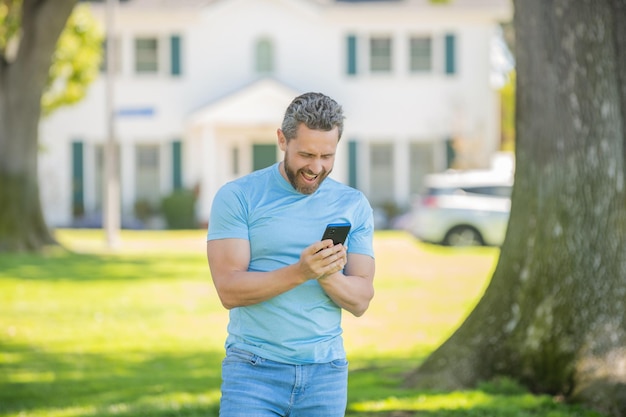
[321, 222, 351, 246]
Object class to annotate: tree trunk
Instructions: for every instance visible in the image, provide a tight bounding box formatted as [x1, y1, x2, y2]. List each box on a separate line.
[0, 0, 77, 252]
[405, 0, 626, 415]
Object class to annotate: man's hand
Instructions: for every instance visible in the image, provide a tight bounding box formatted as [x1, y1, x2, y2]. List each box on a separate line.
[298, 239, 348, 280]
[207, 237, 367, 313]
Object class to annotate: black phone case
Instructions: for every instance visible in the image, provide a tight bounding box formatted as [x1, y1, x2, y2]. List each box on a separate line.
[321, 223, 351, 245]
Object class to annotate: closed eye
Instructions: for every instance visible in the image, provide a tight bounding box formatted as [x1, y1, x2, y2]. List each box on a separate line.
[298, 152, 334, 159]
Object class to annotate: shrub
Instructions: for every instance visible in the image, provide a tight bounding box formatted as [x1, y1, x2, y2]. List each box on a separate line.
[161, 189, 196, 229]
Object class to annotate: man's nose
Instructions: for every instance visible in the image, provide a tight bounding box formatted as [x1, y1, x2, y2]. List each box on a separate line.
[309, 158, 323, 173]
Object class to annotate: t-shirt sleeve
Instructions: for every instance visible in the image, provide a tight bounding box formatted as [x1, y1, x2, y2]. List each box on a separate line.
[207, 182, 250, 241]
[346, 193, 375, 259]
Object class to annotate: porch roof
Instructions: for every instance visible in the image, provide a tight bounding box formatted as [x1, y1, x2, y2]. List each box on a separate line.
[187, 78, 300, 128]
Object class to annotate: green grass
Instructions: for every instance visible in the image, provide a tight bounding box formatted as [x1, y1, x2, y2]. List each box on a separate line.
[0, 229, 605, 417]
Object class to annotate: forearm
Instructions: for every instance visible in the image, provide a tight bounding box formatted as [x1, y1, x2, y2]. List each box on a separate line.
[317, 272, 374, 317]
[213, 263, 308, 309]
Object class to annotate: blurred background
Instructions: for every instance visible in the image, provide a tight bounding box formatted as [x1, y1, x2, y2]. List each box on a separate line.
[39, 0, 514, 244]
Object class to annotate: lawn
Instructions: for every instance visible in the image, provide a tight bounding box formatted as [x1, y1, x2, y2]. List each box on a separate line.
[0, 229, 605, 417]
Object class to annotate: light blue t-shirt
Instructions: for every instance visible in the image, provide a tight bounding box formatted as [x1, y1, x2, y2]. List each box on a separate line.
[207, 162, 374, 364]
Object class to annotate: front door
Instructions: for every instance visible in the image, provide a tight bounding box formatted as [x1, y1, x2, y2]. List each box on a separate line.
[252, 143, 277, 171]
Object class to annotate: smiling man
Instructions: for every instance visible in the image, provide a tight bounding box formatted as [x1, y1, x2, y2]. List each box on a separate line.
[206, 92, 376, 416]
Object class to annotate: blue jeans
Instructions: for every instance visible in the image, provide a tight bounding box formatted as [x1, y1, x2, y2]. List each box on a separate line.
[219, 347, 349, 417]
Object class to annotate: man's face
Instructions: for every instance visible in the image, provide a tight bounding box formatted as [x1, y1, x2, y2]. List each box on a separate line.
[278, 124, 339, 195]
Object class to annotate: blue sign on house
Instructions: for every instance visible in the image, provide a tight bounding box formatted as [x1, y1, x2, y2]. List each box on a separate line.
[116, 107, 155, 117]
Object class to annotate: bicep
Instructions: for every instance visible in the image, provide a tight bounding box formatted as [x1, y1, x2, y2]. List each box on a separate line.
[206, 239, 250, 282]
[345, 253, 375, 282]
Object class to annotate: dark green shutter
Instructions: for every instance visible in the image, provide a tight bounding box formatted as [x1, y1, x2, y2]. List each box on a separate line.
[445, 33, 456, 75]
[172, 140, 182, 189]
[446, 137, 456, 168]
[171, 35, 181, 76]
[72, 141, 84, 217]
[347, 35, 357, 76]
[348, 140, 358, 188]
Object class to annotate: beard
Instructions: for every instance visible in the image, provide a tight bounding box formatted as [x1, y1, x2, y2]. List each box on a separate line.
[284, 158, 331, 195]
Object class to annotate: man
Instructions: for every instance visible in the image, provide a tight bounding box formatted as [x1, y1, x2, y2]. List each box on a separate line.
[207, 92, 375, 416]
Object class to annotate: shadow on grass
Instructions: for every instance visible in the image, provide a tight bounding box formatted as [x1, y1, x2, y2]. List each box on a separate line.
[0, 343, 604, 417]
[0, 239, 604, 417]
[345, 357, 604, 417]
[0, 340, 223, 417]
[0, 251, 204, 282]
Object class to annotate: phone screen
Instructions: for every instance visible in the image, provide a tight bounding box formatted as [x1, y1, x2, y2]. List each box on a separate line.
[321, 223, 351, 246]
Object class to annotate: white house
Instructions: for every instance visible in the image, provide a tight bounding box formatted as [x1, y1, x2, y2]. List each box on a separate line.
[38, 0, 512, 228]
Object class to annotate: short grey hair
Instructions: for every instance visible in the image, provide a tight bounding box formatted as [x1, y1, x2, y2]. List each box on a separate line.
[281, 92, 345, 141]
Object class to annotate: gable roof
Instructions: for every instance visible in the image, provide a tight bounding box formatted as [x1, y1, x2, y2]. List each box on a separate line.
[187, 78, 300, 127]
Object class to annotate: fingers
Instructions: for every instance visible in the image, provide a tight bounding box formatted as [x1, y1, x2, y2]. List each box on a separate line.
[302, 241, 347, 280]
[316, 244, 347, 277]
[315, 239, 334, 254]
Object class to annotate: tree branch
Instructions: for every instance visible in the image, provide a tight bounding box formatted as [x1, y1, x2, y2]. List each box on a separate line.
[14, 0, 77, 91]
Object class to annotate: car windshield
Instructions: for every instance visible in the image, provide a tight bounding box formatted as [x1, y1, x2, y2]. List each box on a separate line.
[426, 185, 512, 198]
[460, 185, 512, 197]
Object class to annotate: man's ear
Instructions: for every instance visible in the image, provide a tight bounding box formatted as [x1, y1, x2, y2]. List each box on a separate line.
[277, 129, 287, 152]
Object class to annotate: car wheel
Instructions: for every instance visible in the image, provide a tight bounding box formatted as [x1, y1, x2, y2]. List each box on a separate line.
[443, 226, 484, 247]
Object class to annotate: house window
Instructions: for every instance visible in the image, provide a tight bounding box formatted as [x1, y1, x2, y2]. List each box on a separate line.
[409, 36, 432, 72]
[135, 144, 161, 205]
[255, 38, 274, 74]
[369, 36, 392, 73]
[409, 142, 437, 196]
[135, 37, 159, 73]
[369, 142, 394, 206]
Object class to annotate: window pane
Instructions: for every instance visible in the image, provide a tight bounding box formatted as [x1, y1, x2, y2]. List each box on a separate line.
[369, 143, 394, 205]
[135, 37, 159, 73]
[409, 36, 432, 72]
[135, 145, 161, 205]
[255, 38, 274, 74]
[370, 37, 392, 72]
[409, 142, 437, 196]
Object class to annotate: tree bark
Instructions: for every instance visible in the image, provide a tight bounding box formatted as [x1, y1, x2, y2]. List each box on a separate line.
[405, 0, 626, 415]
[0, 0, 77, 251]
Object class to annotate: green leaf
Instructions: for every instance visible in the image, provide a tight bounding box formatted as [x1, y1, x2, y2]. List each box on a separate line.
[41, 4, 104, 116]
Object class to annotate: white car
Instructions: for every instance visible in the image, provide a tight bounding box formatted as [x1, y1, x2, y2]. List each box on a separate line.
[406, 170, 513, 246]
